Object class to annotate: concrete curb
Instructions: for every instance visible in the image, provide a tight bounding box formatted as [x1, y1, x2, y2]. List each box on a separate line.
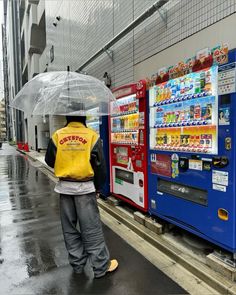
[17, 149, 35, 160]
[98, 200, 235, 294]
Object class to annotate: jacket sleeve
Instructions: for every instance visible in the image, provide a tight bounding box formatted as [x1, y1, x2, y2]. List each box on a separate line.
[90, 137, 107, 190]
[45, 137, 57, 168]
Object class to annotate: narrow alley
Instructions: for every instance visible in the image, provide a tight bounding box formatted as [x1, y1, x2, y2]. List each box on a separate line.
[0, 143, 187, 294]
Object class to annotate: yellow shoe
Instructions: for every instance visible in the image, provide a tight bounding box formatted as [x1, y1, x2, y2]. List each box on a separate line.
[107, 259, 118, 273]
[94, 259, 118, 278]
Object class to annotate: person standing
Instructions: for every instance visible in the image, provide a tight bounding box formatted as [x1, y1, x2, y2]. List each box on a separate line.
[45, 116, 118, 278]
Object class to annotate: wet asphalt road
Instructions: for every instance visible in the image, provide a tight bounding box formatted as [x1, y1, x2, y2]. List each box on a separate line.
[0, 143, 187, 295]
[0, 144, 66, 294]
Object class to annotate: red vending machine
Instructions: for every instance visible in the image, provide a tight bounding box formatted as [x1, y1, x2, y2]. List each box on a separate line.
[109, 81, 148, 212]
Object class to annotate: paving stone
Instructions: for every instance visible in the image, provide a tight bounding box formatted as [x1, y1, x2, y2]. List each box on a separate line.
[107, 196, 121, 206]
[206, 253, 236, 281]
[134, 211, 146, 225]
[144, 217, 163, 235]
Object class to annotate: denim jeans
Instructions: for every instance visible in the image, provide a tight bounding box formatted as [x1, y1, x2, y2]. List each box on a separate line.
[60, 192, 110, 277]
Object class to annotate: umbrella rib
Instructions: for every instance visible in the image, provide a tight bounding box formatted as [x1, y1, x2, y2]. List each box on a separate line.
[12, 71, 115, 116]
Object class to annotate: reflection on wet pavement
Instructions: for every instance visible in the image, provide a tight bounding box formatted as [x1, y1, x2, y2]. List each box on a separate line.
[0, 144, 68, 294]
[0, 144, 187, 295]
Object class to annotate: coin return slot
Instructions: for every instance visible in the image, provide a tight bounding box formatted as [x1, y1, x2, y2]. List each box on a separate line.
[218, 208, 229, 221]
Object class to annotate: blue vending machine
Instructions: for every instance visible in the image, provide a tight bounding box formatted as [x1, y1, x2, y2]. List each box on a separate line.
[87, 108, 110, 198]
[148, 49, 236, 254]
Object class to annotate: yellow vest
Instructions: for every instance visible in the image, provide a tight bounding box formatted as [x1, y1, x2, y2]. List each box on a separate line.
[52, 122, 99, 180]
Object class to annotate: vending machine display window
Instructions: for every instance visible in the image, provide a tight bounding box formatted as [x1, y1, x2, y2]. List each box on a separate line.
[111, 94, 139, 145]
[149, 66, 218, 154]
[116, 147, 129, 165]
[87, 107, 100, 134]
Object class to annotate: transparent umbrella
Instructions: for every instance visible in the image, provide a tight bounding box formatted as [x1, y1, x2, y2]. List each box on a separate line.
[10, 71, 118, 116]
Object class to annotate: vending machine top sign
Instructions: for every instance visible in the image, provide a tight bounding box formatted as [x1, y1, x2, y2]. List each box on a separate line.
[149, 66, 218, 155]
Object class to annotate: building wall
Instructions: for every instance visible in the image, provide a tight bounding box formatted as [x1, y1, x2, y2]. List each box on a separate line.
[135, 12, 236, 80]
[2, 20, 10, 140]
[49, 115, 66, 136]
[7, 0, 236, 146]
[0, 100, 6, 140]
[6, 0, 17, 140]
[27, 115, 50, 151]
[19, 0, 48, 149]
[43, 0, 236, 87]
[4, 0, 27, 143]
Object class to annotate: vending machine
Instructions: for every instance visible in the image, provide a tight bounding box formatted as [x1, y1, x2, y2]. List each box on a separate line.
[148, 49, 236, 253]
[86, 108, 100, 134]
[110, 81, 148, 211]
[87, 107, 110, 198]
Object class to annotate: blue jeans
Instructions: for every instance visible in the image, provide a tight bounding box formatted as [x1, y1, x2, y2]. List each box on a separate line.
[60, 192, 110, 277]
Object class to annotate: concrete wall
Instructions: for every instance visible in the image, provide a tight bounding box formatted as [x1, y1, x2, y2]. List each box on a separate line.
[49, 115, 66, 136]
[19, 0, 47, 149]
[43, 0, 236, 87]
[27, 115, 49, 150]
[134, 13, 236, 80]
[23, 0, 236, 149]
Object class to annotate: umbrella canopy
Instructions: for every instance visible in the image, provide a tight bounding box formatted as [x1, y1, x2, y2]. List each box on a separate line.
[10, 71, 118, 116]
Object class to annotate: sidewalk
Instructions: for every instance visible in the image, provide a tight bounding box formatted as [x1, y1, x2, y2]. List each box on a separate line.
[0, 143, 190, 295]
[16, 147, 236, 294]
[21, 149, 52, 170]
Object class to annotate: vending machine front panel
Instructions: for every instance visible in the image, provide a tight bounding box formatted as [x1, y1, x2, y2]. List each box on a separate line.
[87, 107, 110, 198]
[110, 81, 148, 211]
[148, 49, 236, 253]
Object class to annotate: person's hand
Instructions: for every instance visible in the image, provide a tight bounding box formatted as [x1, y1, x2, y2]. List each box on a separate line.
[96, 191, 100, 199]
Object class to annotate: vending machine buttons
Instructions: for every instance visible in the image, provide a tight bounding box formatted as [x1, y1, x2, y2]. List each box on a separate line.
[225, 137, 231, 150]
[203, 160, 212, 171]
[179, 157, 189, 171]
[136, 160, 142, 168]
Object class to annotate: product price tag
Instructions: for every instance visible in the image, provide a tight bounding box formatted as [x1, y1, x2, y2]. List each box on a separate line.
[212, 170, 228, 186]
[139, 112, 145, 129]
[189, 159, 202, 171]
